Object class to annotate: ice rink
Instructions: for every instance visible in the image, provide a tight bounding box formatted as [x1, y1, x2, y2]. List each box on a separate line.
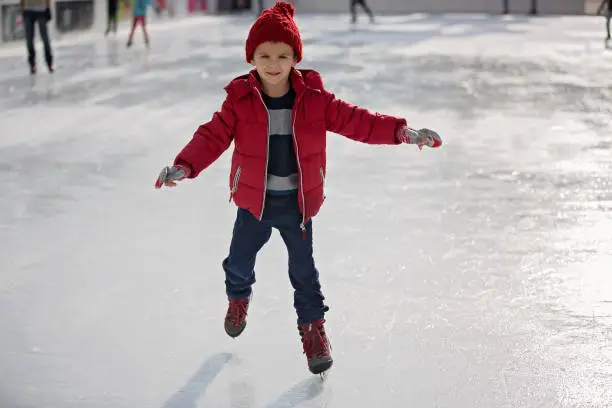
[1, 12, 611, 408]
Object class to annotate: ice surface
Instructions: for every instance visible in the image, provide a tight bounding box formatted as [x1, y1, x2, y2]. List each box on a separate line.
[1, 13, 612, 408]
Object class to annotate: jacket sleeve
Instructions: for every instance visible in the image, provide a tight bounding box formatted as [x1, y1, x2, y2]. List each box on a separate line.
[324, 90, 406, 145]
[173, 96, 236, 178]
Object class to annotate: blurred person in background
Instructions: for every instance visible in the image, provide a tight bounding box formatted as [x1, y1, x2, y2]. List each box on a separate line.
[597, 0, 612, 43]
[20, 0, 53, 74]
[350, 0, 374, 24]
[127, 0, 151, 47]
[166, 0, 175, 17]
[105, 0, 119, 36]
[606, 0, 612, 42]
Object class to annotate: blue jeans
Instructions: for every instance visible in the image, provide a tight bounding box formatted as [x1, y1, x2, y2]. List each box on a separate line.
[23, 10, 53, 67]
[222, 194, 328, 324]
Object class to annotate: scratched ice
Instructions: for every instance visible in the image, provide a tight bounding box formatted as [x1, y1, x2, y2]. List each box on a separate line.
[1, 13, 611, 408]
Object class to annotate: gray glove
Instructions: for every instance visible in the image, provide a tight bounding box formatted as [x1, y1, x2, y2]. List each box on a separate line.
[397, 126, 443, 149]
[154, 165, 190, 189]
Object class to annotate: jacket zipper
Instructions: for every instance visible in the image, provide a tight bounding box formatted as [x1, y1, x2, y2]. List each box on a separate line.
[292, 93, 307, 239]
[254, 88, 271, 221]
[320, 167, 324, 187]
[320, 166, 325, 201]
[229, 166, 241, 202]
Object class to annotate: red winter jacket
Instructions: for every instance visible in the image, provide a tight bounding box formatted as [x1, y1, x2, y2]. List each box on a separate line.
[174, 68, 407, 228]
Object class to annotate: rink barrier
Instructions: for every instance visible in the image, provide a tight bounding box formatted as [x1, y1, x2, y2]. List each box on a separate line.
[262, 0, 585, 15]
[1, 0, 24, 42]
[0, 0, 207, 44]
[0, 0, 588, 45]
[0, 0, 94, 43]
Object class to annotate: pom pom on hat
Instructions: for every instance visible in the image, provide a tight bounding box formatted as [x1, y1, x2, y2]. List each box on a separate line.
[273, 1, 295, 18]
[245, 1, 303, 63]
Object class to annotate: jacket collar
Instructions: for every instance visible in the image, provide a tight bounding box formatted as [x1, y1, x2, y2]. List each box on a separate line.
[227, 68, 310, 99]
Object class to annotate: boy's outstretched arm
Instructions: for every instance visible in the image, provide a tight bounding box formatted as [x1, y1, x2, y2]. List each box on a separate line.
[323, 91, 442, 148]
[155, 96, 236, 188]
[175, 96, 237, 176]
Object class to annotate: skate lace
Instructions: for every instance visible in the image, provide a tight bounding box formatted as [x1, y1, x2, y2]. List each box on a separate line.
[300, 322, 330, 360]
[227, 299, 248, 328]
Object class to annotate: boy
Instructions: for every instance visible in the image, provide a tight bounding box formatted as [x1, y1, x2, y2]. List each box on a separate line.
[155, 2, 442, 375]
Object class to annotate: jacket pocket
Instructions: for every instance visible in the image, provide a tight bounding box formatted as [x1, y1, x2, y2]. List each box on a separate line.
[229, 166, 241, 202]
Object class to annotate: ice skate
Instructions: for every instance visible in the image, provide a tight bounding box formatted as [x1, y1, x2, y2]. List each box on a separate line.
[298, 318, 333, 375]
[224, 296, 251, 338]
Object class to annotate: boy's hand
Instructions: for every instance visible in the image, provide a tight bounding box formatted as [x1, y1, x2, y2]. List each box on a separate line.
[154, 165, 190, 189]
[397, 126, 443, 149]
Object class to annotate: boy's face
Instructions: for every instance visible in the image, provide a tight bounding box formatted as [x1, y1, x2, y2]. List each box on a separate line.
[250, 42, 297, 88]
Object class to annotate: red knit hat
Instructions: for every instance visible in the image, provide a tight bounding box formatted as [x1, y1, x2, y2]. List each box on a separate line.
[245, 2, 303, 63]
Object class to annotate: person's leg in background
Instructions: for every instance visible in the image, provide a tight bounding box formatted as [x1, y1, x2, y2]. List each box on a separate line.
[140, 16, 149, 46]
[23, 10, 37, 73]
[108, 0, 118, 35]
[358, 0, 374, 23]
[350, 0, 358, 23]
[105, 0, 112, 35]
[126, 16, 138, 46]
[112, 10, 118, 33]
[607, 0, 612, 42]
[37, 12, 54, 71]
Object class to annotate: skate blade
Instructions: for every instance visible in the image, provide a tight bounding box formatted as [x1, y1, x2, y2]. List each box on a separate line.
[319, 368, 331, 382]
